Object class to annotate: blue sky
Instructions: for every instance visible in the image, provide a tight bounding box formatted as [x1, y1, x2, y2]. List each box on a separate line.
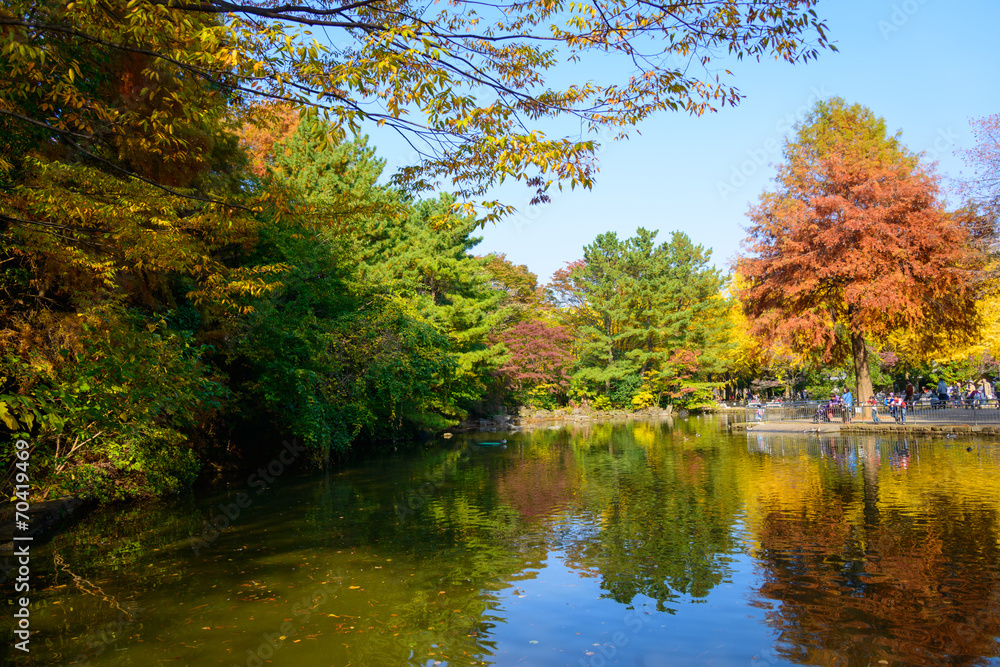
[375, 0, 1000, 284]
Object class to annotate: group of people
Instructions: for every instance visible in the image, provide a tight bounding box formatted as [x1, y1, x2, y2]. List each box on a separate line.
[754, 378, 999, 423]
[823, 388, 855, 422]
[830, 379, 961, 424]
[868, 392, 909, 424]
[866, 378, 999, 423]
[935, 378, 997, 408]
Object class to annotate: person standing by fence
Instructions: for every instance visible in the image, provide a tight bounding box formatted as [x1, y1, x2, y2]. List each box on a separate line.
[870, 396, 880, 423]
[842, 387, 854, 423]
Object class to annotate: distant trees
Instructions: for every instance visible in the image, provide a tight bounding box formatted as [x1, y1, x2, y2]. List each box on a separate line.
[737, 98, 981, 404]
[550, 228, 728, 408]
[959, 113, 1000, 235]
[479, 253, 572, 410]
[482, 254, 544, 321]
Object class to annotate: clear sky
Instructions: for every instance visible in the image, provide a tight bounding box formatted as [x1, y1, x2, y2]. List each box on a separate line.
[376, 0, 1000, 284]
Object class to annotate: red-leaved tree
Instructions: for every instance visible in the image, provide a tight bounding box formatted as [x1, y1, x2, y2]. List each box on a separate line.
[494, 320, 574, 398]
[737, 98, 980, 403]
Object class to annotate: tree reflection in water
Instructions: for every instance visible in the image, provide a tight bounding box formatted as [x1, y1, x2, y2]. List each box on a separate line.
[751, 435, 1000, 665]
[20, 424, 1000, 666]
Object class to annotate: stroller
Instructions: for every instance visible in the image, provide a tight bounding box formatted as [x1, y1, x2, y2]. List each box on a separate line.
[813, 402, 832, 423]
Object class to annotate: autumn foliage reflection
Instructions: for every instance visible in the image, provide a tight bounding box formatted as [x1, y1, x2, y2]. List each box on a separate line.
[752, 440, 1000, 666]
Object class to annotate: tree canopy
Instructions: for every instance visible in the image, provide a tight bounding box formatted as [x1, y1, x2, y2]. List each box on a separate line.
[737, 98, 981, 403]
[550, 228, 728, 407]
[2, 0, 834, 221]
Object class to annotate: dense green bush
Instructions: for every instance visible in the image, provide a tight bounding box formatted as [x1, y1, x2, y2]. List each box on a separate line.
[0, 304, 222, 499]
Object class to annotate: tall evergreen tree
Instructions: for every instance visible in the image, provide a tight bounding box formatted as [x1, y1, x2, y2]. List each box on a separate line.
[622, 229, 727, 375]
[554, 233, 636, 394]
[226, 122, 452, 461]
[358, 194, 511, 419]
[551, 228, 727, 400]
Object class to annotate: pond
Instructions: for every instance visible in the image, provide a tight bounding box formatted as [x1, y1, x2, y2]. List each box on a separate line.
[16, 417, 1000, 666]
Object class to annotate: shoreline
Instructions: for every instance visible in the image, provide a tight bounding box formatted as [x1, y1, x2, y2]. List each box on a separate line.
[452, 406, 677, 433]
[731, 421, 1000, 436]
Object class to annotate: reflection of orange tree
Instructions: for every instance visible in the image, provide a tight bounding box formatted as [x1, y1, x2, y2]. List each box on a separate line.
[753, 498, 1000, 665]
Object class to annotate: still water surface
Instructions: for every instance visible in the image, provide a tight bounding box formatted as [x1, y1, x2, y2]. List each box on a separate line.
[19, 417, 1000, 666]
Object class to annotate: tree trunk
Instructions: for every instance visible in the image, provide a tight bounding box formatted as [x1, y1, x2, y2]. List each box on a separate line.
[644, 315, 653, 374]
[851, 330, 873, 404]
[606, 344, 612, 394]
[605, 315, 612, 394]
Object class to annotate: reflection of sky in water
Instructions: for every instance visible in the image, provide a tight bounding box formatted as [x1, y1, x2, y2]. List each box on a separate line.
[485, 516, 778, 666]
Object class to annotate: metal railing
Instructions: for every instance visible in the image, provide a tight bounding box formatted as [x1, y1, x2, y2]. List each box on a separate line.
[744, 399, 1000, 425]
[743, 401, 819, 422]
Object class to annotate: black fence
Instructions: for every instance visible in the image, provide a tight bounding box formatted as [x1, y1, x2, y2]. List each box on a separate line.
[742, 399, 1000, 425]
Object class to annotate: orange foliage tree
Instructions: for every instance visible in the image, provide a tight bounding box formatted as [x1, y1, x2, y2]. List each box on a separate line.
[737, 98, 980, 403]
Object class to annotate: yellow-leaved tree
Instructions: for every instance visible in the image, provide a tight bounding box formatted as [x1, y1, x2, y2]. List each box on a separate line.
[2, 0, 836, 223]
